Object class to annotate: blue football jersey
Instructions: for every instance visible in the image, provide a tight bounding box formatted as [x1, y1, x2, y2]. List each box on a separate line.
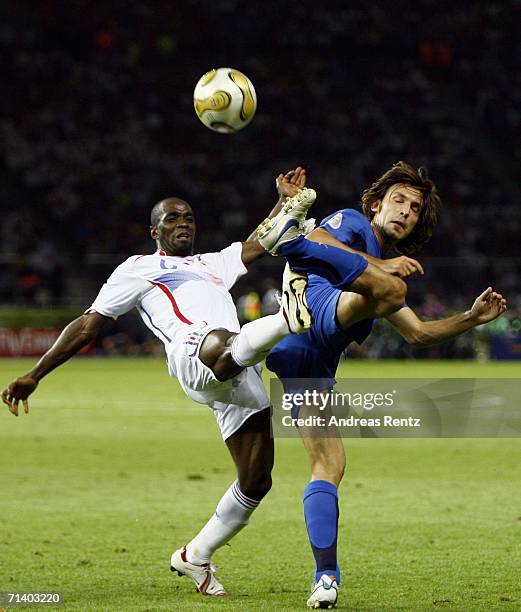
[319, 208, 384, 260]
[266, 209, 382, 382]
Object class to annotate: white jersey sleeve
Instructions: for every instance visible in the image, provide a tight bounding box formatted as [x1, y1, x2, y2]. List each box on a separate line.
[87, 257, 147, 320]
[200, 242, 247, 290]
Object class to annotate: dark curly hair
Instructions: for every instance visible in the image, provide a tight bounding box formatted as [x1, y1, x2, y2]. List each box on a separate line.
[361, 161, 440, 254]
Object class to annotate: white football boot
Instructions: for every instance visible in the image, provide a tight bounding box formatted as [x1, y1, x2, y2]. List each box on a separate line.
[257, 187, 317, 255]
[307, 574, 339, 609]
[280, 263, 312, 334]
[170, 546, 227, 597]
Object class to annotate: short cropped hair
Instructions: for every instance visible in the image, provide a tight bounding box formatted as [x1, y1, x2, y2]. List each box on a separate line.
[150, 201, 164, 227]
[361, 161, 440, 254]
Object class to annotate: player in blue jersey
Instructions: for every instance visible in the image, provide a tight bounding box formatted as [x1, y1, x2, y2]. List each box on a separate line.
[264, 161, 507, 609]
[1, 165, 408, 602]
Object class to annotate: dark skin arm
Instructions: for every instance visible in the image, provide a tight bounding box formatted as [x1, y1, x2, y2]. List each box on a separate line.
[240, 166, 307, 266]
[1, 312, 110, 416]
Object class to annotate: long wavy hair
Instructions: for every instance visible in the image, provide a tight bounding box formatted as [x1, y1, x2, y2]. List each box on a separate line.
[361, 161, 440, 254]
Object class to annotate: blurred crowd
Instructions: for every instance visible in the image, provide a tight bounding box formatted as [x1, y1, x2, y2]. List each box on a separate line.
[1, 1, 519, 354]
[94, 287, 520, 361]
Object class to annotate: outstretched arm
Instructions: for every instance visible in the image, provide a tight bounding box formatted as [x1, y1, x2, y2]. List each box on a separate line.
[1, 312, 110, 416]
[241, 166, 306, 266]
[306, 227, 424, 279]
[387, 288, 507, 346]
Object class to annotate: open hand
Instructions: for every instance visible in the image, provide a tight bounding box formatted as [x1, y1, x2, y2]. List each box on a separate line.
[276, 166, 306, 199]
[1, 376, 38, 416]
[469, 287, 507, 324]
[380, 256, 424, 278]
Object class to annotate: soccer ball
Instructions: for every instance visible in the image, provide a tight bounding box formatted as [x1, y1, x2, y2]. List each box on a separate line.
[193, 67, 257, 134]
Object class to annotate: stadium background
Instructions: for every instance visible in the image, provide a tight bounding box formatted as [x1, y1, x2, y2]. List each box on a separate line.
[1, 0, 520, 360]
[2, 3, 521, 611]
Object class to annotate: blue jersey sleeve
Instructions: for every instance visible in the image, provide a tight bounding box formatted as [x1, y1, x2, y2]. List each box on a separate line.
[320, 208, 372, 252]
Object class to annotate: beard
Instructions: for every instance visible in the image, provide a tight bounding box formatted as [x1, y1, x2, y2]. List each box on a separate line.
[373, 220, 397, 245]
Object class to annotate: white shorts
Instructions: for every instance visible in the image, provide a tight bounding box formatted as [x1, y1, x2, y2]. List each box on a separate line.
[166, 322, 270, 440]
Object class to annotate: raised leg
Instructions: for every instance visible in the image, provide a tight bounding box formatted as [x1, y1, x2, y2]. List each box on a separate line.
[198, 314, 289, 381]
[279, 235, 407, 311]
[279, 235, 368, 289]
[199, 266, 312, 381]
[336, 275, 406, 330]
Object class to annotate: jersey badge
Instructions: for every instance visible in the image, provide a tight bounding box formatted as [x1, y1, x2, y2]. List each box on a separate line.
[160, 259, 178, 270]
[327, 213, 342, 230]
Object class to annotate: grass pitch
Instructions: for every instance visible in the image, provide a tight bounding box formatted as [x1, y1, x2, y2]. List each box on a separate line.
[1, 358, 520, 611]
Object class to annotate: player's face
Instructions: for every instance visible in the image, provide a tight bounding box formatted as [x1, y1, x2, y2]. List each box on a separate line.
[152, 200, 196, 256]
[371, 184, 422, 244]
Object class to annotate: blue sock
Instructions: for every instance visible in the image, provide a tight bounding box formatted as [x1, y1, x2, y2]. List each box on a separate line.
[303, 480, 340, 584]
[278, 235, 368, 289]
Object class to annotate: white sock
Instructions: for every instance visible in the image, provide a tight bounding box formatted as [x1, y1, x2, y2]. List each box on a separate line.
[230, 311, 289, 368]
[186, 481, 260, 564]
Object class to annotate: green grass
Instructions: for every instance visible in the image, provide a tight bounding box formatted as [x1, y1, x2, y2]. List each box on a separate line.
[1, 358, 520, 611]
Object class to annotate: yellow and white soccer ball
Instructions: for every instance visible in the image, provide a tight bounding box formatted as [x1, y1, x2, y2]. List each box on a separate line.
[193, 67, 257, 134]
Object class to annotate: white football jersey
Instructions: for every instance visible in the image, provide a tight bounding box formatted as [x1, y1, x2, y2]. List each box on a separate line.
[88, 242, 247, 346]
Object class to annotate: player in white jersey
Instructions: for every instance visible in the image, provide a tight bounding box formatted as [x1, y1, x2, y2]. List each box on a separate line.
[89, 239, 269, 422]
[2, 168, 319, 598]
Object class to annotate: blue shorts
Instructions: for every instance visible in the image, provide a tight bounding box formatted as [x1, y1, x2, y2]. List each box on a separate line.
[267, 276, 374, 392]
[267, 278, 344, 391]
